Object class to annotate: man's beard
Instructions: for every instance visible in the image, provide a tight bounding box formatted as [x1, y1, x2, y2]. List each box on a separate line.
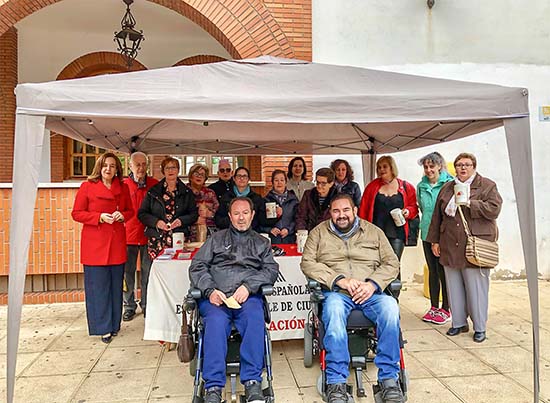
[335, 218, 353, 232]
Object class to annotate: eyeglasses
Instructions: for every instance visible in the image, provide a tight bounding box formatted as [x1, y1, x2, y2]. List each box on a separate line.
[455, 163, 473, 169]
[164, 166, 179, 171]
[235, 174, 249, 179]
[218, 168, 231, 173]
[316, 180, 330, 187]
[192, 171, 206, 178]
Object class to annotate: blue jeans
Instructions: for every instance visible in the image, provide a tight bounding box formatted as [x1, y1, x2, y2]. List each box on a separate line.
[198, 294, 265, 389]
[322, 291, 400, 383]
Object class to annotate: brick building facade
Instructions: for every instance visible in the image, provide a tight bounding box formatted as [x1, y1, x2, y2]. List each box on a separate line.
[0, 0, 312, 304]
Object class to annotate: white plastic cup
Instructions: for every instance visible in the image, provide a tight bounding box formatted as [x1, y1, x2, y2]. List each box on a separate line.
[390, 208, 406, 227]
[454, 183, 470, 205]
[297, 230, 308, 253]
[172, 232, 185, 250]
[266, 202, 277, 219]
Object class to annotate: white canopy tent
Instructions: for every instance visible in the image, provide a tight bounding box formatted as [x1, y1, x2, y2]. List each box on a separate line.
[8, 56, 539, 402]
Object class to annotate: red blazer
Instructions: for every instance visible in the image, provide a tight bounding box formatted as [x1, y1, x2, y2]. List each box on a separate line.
[72, 179, 134, 266]
[123, 176, 158, 245]
[358, 177, 418, 239]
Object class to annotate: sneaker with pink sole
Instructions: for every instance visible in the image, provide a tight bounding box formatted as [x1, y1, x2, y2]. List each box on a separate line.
[432, 308, 451, 325]
[422, 307, 437, 323]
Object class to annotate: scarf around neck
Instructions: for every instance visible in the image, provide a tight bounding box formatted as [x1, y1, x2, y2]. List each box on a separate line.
[233, 184, 250, 197]
[329, 216, 360, 241]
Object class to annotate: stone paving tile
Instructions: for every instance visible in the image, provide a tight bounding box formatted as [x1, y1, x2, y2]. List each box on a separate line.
[150, 365, 194, 399]
[46, 329, 106, 351]
[405, 377, 462, 403]
[512, 368, 550, 403]
[403, 329, 460, 352]
[410, 348, 496, 378]
[6, 373, 85, 403]
[22, 349, 102, 376]
[73, 369, 155, 402]
[442, 373, 533, 403]
[0, 352, 40, 379]
[94, 345, 162, 372]
[468, 346, 544, 374]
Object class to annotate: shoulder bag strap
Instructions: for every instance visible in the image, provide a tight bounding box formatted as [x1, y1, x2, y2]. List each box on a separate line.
[457, 205, 472, 237]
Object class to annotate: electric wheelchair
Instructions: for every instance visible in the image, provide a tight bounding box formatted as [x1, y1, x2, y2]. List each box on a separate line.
[183, 285, 275, 403]
[303, 279, 409, 402]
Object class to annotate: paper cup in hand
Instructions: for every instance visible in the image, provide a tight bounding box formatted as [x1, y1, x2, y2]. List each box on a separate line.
[454, 183, 469, 205]
[297, 230, 308, 253]
[172, 233, 185, 250]
[266, 202, 277, 219]
[390, 208, 406, 227]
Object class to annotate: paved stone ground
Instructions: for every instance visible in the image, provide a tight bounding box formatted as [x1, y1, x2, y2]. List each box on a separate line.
[1, 281, 549, 403]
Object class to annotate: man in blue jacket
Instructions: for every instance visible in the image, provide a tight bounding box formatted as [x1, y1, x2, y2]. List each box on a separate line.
[189, 197, 279, 403]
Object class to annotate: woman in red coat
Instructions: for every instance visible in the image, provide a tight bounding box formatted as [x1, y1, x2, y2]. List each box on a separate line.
[358, 155, 418, 268]
[72, 152, 134, 343]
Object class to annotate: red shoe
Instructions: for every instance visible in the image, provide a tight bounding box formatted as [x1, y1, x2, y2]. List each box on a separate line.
[422, 307, 437, 323]
[432, 308, 451, 325]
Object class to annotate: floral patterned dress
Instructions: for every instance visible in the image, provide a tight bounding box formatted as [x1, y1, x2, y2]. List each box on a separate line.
[147, 183, 177, 259]
[188, 186, 219, 242]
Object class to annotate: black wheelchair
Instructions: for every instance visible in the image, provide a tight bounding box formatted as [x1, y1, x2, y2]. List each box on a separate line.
[183, 286, 276, 403]
[303, 280, 409, 402]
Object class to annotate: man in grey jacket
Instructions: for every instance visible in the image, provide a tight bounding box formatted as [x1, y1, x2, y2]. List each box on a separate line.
[301, 194, 404, 403]
[189, 197, 279, 403]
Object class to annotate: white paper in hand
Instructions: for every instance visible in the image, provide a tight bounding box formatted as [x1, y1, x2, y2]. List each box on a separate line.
[223, 296, 242, 309]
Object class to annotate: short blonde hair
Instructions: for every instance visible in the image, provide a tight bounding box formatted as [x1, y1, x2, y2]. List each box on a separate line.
[376, 155, 399, 178]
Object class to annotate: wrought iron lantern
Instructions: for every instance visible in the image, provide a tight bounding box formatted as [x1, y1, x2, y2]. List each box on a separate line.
[114, 0, 144, 67]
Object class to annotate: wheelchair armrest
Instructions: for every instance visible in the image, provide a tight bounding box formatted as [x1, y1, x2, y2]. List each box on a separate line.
[261, 285, 274, 296]
[307, 278, 322, 291]
[389, 280, 402, 292]
[183, 288, 202, 311]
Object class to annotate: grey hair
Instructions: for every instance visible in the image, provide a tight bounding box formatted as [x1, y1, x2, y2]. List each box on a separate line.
[130, 151, 148, 163]
[418, 151, 446, 171]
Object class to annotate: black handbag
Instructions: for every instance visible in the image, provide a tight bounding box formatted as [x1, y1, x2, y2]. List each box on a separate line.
[403, 181, 420, 247]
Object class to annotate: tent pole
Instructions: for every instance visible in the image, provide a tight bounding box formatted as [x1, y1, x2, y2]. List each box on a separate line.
[504, 117, 539, 403]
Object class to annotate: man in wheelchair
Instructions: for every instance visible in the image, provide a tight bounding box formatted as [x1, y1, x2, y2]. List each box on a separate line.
[189, 197, 279, 403]
[301, 194, 404, 403]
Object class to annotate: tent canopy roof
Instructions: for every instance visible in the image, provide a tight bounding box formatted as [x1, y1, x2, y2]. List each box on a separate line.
[15, 56, 529, 155]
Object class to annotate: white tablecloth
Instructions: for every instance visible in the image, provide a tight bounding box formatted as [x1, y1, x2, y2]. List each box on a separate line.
[143, 256, 310, 343]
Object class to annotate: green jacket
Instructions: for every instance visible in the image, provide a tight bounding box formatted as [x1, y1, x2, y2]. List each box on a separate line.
[300, 219, 399, 291]
[416, 171, 454, 241]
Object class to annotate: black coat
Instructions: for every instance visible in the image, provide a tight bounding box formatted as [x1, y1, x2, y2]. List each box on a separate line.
[208, 178, 234, 202]
[138, 179, 198, 238]
[189, 226, 279, 297]
[296, 186, 338, 231]
[337, 180, 362, 207]
[260, 189, 299, 244]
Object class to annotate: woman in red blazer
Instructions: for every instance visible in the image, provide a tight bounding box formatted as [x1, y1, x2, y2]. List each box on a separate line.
[72, 152, 134, 343]
[358, 155, 418, 270]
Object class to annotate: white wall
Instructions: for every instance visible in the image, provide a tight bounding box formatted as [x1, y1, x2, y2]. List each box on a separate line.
[312, 0, 550, 280]
[15, 0, 231, 84]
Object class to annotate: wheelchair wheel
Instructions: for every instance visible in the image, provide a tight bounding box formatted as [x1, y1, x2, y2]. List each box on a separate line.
[303, 323, 314, 368]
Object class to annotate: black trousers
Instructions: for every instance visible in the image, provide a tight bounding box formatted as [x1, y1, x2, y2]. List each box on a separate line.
[422, 240, 449, 310]
[387, 238, 404, 298]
